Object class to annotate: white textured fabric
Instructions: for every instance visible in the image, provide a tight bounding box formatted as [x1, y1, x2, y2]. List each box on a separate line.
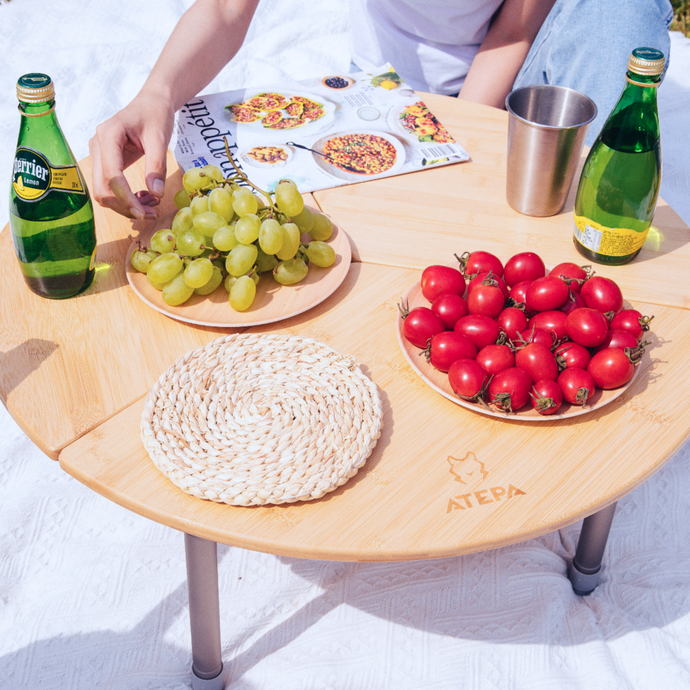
[348, 0, 503, 94]
[1, 2, 690, 688]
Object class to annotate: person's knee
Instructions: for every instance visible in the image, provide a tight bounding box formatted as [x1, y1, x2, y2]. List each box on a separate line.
[548, 0, 671, 68]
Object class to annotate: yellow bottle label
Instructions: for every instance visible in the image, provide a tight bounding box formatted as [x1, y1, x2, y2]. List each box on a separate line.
[573, 215, 649, 257]
[12, 147, 85, 202]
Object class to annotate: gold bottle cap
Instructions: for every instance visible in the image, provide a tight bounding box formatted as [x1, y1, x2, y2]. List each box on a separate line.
[628, 48, 665, 76]
[16, 73, 55, 103]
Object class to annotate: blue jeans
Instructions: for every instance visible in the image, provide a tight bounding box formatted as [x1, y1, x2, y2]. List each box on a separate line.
[514, 0, 673, 145]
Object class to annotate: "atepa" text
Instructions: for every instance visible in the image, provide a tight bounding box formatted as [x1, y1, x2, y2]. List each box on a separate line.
[447, 485, 526, 512]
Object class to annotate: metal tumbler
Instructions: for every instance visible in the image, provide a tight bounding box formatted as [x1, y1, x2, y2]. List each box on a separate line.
[506, 85, 597, 217]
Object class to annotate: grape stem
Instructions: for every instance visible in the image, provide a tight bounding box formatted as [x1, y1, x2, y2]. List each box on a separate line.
[222, 137, 277, 213]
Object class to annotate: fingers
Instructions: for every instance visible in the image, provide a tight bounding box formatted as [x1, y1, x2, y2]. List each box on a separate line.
[111, 175, 157, 220]
[89, 96, 175, 219]
[98, 123, 152, 219]
[143, 124, 171, 201]
[89, 122, 155, 220]
[135, 190, 160, 207]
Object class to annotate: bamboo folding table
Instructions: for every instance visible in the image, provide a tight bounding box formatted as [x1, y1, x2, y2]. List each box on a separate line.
[2, 95, 690, 689]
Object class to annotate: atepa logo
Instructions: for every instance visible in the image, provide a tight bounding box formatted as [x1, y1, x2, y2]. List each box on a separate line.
[446, 452, 525, 513]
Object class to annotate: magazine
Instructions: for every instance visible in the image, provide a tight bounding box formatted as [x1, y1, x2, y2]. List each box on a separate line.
[173, 66, 469, 194]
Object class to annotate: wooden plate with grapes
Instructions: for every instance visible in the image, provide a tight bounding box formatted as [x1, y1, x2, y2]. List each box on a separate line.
[125, 203, 351, 328]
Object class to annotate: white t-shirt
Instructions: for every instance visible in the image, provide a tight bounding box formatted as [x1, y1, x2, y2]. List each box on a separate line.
[349, 0, 504, 95]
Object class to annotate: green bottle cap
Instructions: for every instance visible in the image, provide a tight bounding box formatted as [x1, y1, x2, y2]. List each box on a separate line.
[628, 48, 665, 76]
[16, 73, 55, 103]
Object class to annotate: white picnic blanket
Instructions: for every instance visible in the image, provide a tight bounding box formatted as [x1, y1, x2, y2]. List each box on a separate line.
[1, 2, 690, 688]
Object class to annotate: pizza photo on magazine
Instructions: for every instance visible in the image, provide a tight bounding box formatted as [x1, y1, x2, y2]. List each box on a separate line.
[226, 92, 326, 130]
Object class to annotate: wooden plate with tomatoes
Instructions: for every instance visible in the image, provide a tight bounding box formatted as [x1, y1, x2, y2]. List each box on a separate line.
[396, 279, 639, 422]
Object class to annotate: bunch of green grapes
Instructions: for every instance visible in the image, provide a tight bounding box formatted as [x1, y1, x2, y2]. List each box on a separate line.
[130, 162, 337, 312]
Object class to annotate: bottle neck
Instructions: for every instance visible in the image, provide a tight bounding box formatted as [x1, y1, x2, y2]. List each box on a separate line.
[15, 97, 77, 168]
[599, 72, 660, 153]
[18, 99, 56, 118]
[624, 70, 661, 89]
[611, 72, 661, 117]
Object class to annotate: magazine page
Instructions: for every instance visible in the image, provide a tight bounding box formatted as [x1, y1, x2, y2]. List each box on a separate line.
[173, 66, 469, 194]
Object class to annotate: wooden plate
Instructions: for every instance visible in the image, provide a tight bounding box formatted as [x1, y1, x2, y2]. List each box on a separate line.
[125, 207, 351, 327]
[396, 280, 638, 422]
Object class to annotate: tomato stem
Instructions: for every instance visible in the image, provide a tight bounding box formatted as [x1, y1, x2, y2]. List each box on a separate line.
[506, 297, 526, 311]
[639, 314, 654, 331]
[492, 391, 515, 414]
[530, 388, 556, 413]
[575, 387, 591, 407]
[456, 375, 492, 408]
[455, 251, 470, 275]
[625, 344, 647, 364]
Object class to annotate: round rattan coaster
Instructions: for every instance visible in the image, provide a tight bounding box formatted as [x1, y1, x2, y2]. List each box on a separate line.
[141, 333, 383, 506]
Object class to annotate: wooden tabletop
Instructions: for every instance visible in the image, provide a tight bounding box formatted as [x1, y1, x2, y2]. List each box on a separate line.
[3, 95, 690, 561]
[315, 96, 690, 310]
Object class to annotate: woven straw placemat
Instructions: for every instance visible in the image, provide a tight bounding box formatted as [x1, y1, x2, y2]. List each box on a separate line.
[141, 333, 383, 506]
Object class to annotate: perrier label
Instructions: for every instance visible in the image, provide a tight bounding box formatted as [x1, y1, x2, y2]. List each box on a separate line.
[13, 147, 86, 201]
[9, 73, 97, 299]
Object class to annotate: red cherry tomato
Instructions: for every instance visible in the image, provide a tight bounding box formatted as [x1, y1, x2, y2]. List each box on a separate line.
[509, 280, 533, 307]
[528, 310, 568, 343]
[504, 252, 546, 287]
[580, 276, 624, 314]
[467, 282, 505, 319]
[497, 307, 528, 341]
[560, 289, 586, 314]
[458, 251, 504, 278]
[587, 348, 635, 389]
[525, 275, 570, 312]
[467, 271, 510, 300]
[565, 308, 609, 348]
[420, 265, 466, 302]
[593, 329, 639, 353]
[517, 326, 554, 349]
[558, 368, 596, 406]
[488, 367, 532, 413]
[554, 342, 592, 370]
[476, 344, 515, 376]
[609, 309, 653, 341]
[427, 332, 477, 372]
[549, 262, 590, 293]
[530, 380, 563, 415]
[402, 307, 445, 349]
[431, 293, 468, 330]
[454, 314, 501, 350]
[448, 359, 490, 402]
[515, 342, 559, 383]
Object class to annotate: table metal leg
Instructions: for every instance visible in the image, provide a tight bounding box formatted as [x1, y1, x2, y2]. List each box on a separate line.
[185, 533, 225, 690]
[567, 502, 617, 596]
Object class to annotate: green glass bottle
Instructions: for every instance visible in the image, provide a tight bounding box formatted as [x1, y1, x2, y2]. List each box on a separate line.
[573, 47, 664, 265]
[10, 73, 97, 299]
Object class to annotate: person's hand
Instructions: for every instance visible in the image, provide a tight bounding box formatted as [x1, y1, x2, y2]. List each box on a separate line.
[89, 92, 175, 219]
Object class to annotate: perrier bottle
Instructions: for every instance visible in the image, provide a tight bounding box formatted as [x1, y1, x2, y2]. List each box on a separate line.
[573, 47, 664, 265]
[10, 73, 97, 298]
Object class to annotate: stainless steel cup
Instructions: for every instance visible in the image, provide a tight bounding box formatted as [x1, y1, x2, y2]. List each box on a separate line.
[506, 85, 597, 217]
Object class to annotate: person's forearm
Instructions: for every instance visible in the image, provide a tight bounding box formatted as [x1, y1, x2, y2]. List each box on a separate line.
[459, 0, 555, 108]
[459, 43, 533, 108]
[89, 0, 260, 218]
[140, 0, 260, 111]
